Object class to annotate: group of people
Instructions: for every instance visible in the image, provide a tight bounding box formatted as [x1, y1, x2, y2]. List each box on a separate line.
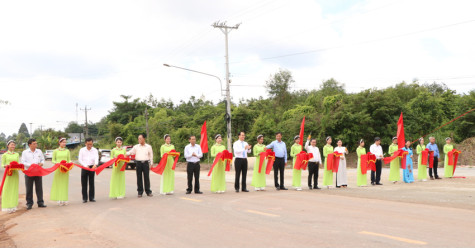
[0, 132, 458, 213]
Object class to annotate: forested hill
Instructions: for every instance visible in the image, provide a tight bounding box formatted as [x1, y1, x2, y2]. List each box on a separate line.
[91, 70, 474, 158]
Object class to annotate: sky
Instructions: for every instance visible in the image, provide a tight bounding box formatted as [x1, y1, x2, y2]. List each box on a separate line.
[0, 0, 474, 136]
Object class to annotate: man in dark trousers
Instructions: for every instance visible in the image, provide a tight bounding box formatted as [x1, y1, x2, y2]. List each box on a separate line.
[184, 135, 203, 194]
[127, 134, 154, 197]
[266, 132, 288, 190]
[21, 138, 47, 209]
[369, 137, 384, 185]
[233, 131, 251, 192]
[78, 138, 98, 203]
[426, 136, 442, 180]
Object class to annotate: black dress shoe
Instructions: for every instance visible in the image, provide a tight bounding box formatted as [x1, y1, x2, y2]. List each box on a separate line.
[38, 204, 47, 208]
[195, 191, 203, 194]
[138, 194, 143, 198]
[376, 183, 383, 185]
[235, 189, 240, 192]
[90, 199, 96, 202]
[242, 189, 249, 192]
[371, 182, 375, 185]
[313, 186, 321, 190]
[280, 187, 288, 190]
[435, 177, 442, 179]
[26, 205, 32, 210]
[186, 191, 191, 194]
[275, 187, 280, 191]
[83, 200, 87, 203]
[309, 187, 313, 190]
[430, 177, 434, 180]
[147, 193, 154, 197]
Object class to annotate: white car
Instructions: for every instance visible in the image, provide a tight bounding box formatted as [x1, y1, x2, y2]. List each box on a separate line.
[44, 150, 54, 160]
[99, 149, 111, 166]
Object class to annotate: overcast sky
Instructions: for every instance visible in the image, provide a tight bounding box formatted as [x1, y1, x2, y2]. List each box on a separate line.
[0, 0, 474, 136]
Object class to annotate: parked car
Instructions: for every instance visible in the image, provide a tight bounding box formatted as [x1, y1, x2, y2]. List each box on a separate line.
[44, 150, 54, 160]
[126, 146, 136, 170]
[99, 149, 111, 166]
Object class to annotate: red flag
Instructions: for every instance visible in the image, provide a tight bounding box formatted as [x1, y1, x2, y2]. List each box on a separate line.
[397, 112, 405, 149]
[299, 116, 305, 146]
[200, 121, 208, 153]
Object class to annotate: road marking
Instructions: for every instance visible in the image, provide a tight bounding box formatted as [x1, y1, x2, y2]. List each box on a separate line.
[180, 197, 203, 202]
[246, 210, 280, 217]
[359, 231, 427, 245]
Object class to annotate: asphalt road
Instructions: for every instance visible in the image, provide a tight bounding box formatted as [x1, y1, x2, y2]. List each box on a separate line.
[1, 161, 474, 248]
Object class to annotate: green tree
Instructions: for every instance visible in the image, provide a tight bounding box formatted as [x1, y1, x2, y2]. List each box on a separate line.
[265, 68, 294, 107]
[18, 123, 30, 138]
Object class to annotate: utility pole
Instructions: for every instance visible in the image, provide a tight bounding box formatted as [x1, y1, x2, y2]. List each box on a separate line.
[212, 21, 240, 151]
[144, 107, 149, 139]
[29, 122, 33, 137]
[80, 105, 91, 138]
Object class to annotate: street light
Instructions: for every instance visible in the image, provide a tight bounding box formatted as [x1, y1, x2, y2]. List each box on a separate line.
[163, 63, 232, 151]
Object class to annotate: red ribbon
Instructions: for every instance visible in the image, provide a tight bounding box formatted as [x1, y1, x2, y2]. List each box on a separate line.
[0, 161, 25, 196]
[428, 150, 435, 169]
[421, 148, 429, 166]
[294, 151, 313, 170]
[151, 150, 180, 175]
[258, 149, 276, 175]
[383, 149, 408, 169]
[207, 150, 233, 176]
[448, 149, 461, 174]
[326, 151, 343, 173]
[360, 152, 376, 174]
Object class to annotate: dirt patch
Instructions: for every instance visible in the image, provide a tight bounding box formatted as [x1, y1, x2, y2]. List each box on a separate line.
[0, 194, 26, 248]
[457, 137, 475, 166]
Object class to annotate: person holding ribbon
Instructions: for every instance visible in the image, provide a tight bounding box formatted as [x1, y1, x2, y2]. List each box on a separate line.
[127, 134, 154, 197]
[334, 139, 349, 188]
[50, 137, 71, 206]
[210, 134, 227, 193]
[110, 137, 126, 199]
[266, 132, 288, 191]
[322, 136, 334, 189]
[402, 140, 414, 183]
[79, 137, 99, 203]
[160, 134, 176, 195]
[305, 137, 321, 190]
[427, 137, 441, 180]
[388, 137, 400, 183]
[443, 137, 454, 178]
[1, 140, 20, 213]
[290, 135, 303, 191]
[356, 139, 367, 187]
[251, 134, 267, 191]
[416, 138, 428, 181]
[21, 138, 46, 210]
[369, 137, 383, 185]
[233, 131, 251, 193]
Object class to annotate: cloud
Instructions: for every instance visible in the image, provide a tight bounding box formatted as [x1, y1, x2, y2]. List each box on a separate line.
[0, 0, 474, 136]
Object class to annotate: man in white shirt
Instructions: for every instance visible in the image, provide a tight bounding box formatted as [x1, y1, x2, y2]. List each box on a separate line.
[184, 135, 203, 194]
[305, 137, 322, 190]
[21, 138, 47, 209]
[369, 137, 384, 185]
[233, 131, 251, 193]
[127, 134, 154, 197]
[78, 137, 99, 203]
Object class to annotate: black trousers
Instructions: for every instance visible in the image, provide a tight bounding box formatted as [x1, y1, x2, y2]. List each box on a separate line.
[136, 161, 152, 195]
[25, 175, 44, 206]
[81, 167, 95, 201]
[187, 162, 200, 192]
[234, 158, 248, 191]
[308, 162, 319, 188]
[428, 156, 439, 178]
[371, 160, 382, 183]
[273, 157, 285, 188]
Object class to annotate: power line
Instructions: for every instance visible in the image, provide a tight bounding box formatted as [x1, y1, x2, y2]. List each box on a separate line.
[230, 19, 475, 64]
